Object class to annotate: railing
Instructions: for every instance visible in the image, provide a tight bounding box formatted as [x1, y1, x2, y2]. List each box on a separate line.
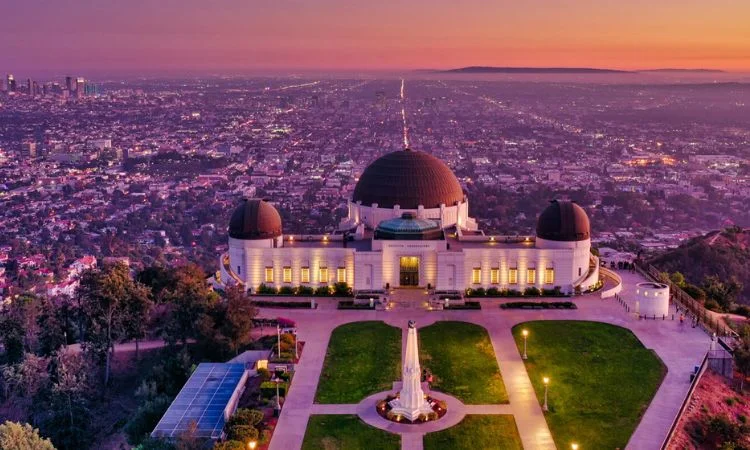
[660, 352, 709, 450]
[634, 263, 738, 339]
[599, 267, 623, 298]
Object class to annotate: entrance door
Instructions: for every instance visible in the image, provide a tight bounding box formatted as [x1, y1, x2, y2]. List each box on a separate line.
[399, 256, 420, 287]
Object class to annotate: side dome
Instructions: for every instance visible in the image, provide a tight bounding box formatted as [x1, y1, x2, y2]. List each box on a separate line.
[228, 199, 282, 240]
[352, 149, 464, 209]
[536, 200, 591, 242]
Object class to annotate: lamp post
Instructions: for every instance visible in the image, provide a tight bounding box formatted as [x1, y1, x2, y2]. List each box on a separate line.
[248, 441, 257, 450]
[571, 443, 579, 450]
[294, 327, 298, 361]
[273, 376, 282, 411]
[276, 323, 281, 358]
[543, 377, 549, 412]
[522, 329, 529, 360]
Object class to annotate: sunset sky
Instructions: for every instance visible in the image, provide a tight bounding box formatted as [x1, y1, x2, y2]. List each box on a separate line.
[2, 0, 749, 74]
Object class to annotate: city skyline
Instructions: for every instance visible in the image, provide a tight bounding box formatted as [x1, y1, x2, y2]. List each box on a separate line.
[2, 0, 750, 74]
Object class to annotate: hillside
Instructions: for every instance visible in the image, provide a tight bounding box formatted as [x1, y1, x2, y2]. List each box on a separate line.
[649, 228, 750, 304]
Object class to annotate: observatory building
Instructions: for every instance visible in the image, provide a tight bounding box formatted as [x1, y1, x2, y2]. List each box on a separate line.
[217, 148, 599, 294]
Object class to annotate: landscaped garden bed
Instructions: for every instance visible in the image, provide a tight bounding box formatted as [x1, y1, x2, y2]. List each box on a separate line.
[302, 415, 400, 450]
[444, 301, 481, 310]
[500, 301, 577, 310]
[512, 321, 666, 450]
[466, 286, 568, 298]
[253, 300, 315, 309]
[338, 300, 376, 310]
[315, 321, 401, 403]
[424, 415, 523, 450]
[419, 321, 508, 404]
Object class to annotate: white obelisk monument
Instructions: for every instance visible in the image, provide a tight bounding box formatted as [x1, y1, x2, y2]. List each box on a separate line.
[389, 320, 434, 421]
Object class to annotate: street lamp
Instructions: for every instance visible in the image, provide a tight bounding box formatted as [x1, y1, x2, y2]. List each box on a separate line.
[522, 329, 529, 360]
[276, 324, 281, 358]
[571, 443, 579, 450]
[543, 377, 550, 412]
[248, 441, 257, 450]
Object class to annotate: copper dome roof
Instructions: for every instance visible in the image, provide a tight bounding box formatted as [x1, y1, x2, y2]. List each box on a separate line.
[352, 149, 464, 209]
[536, 200, 591, 242]
[228, 199, 283, 240]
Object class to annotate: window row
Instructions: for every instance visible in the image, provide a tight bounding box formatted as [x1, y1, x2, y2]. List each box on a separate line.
[264, 266, 347, 284]
[471, 267, 554, 285]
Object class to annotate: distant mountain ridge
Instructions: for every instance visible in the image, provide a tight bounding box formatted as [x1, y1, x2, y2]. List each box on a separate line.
[648, 227, 750, 304]
[432, 66, 727, 74]
[438, 66, 630, 74]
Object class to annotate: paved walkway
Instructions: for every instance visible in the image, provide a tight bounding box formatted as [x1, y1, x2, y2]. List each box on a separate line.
[266, 269, 709, 450]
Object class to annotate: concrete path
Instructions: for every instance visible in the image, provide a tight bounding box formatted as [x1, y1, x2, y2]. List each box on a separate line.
[265, 269, 710, 450]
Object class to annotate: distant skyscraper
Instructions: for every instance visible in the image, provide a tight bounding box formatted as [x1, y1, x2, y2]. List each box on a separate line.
[66, 76, 73, 92]
[27, 78, 32, 95]
[7, 74, 16, 92]
[21, 142, 37, 159]
[76, 77, 85, 98]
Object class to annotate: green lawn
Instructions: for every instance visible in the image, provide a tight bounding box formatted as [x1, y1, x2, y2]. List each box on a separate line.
[512, 320, 666, 450]
[419, 321, 508, 404]
[424, 415, 522, 450]
[315, 321, 401, 403]
[302, 415, 400, 450]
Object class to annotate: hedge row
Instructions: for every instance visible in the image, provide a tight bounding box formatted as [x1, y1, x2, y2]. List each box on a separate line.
[500, 301, 577, 310]
[337, 301, 375, 310]
[253, 300, 313, 309]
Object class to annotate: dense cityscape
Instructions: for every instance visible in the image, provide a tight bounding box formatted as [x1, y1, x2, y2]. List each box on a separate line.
[1, 74, 749, 300]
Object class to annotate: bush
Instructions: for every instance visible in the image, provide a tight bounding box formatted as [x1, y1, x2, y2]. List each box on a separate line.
[704, 298, 722, 312]
[732, 305, 750, 318]
[444, 302, 481, 310]
[683, 284, 707, 301]
[314, 286, 331, 296]
[524, 287, 541, 296]
[278, 286, 295, 295]
[505, 289, 522, 297]
[213, 441, 245, 450]
[226, 408, 264, 428]
[333, 282, 353, 297]
[486, 287, 500, 296]
[125, 395, 173, 445]
[226, 425, 258, 442]
[256, 368, 271, 381]
[296, 285, 314, 296]
[260, 381, 287, 398]
[134, 438, 176, 450]
[542, 286, 564, 296]
[500, 301, 577, 310]
[256, 284, 278, 295]
[253, 300, 312, 309]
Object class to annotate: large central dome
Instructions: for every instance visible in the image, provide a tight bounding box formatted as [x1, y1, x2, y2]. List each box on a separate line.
[352, 149, 464, 209]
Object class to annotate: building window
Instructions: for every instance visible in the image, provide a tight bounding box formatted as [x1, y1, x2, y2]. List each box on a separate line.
[264, 267, 274, 283]
[301, 267, 310, 283]
[237, 265, 241, 275]
[509, 268, 518, 285]
[545, 268, 555, 284]
[283, 267, 292, 283]
[527, 268, 536, 285]
[319, 267, 329, 284]
[337, 267, 346, 284]
[490, 268, 499, 284]
[471, 268, 481, 284]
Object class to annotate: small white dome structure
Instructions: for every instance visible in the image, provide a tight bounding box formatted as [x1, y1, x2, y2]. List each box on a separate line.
[634, 282, 670, 317]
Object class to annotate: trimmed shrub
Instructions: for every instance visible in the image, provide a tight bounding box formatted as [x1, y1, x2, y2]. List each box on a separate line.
[524, 287, 541, 296]
[256, 284, 278, 295]
[500, 301, 577, 310]
[296, 285, 314, 296]
[314, 286, 332, 296]
[260, 381, 287, 398]
[227, 408, 264, 428]
[486, 287, 500, 296]
[333, 282, 353, 297]
[338, 301, 375, 310]
[226, 425, 258, 442]
[278, 286, 295, 295]
[253, 300, 312, 309]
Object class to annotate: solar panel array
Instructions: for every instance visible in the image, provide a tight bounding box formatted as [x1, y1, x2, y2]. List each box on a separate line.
[151, 363, 247, 439]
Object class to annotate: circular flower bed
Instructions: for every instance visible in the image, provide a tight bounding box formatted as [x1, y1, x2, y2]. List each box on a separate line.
[375, 393, 448, 424]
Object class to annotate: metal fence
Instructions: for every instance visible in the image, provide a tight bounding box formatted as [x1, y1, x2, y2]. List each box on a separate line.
[634, 263, 739, 340]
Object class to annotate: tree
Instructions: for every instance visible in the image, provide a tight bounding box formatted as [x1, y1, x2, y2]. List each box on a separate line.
[161, 265, 218, 347]
[213, 441, 245, 450]
[121, 281, 153, 360]
[124, 395, 172, 446]
[0, 421, 55, 450]
[734, 326, 750, 391]
[217, 286, 256, 356]
[37, 350, 92, 450]
[78, 263, 132, 387]
[0, 294, 42, 363]
[1, 353, 50, 399]
[702, 275, 743, 312]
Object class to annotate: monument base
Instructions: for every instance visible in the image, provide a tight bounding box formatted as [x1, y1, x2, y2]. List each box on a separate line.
[388, 397, 435, 422]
